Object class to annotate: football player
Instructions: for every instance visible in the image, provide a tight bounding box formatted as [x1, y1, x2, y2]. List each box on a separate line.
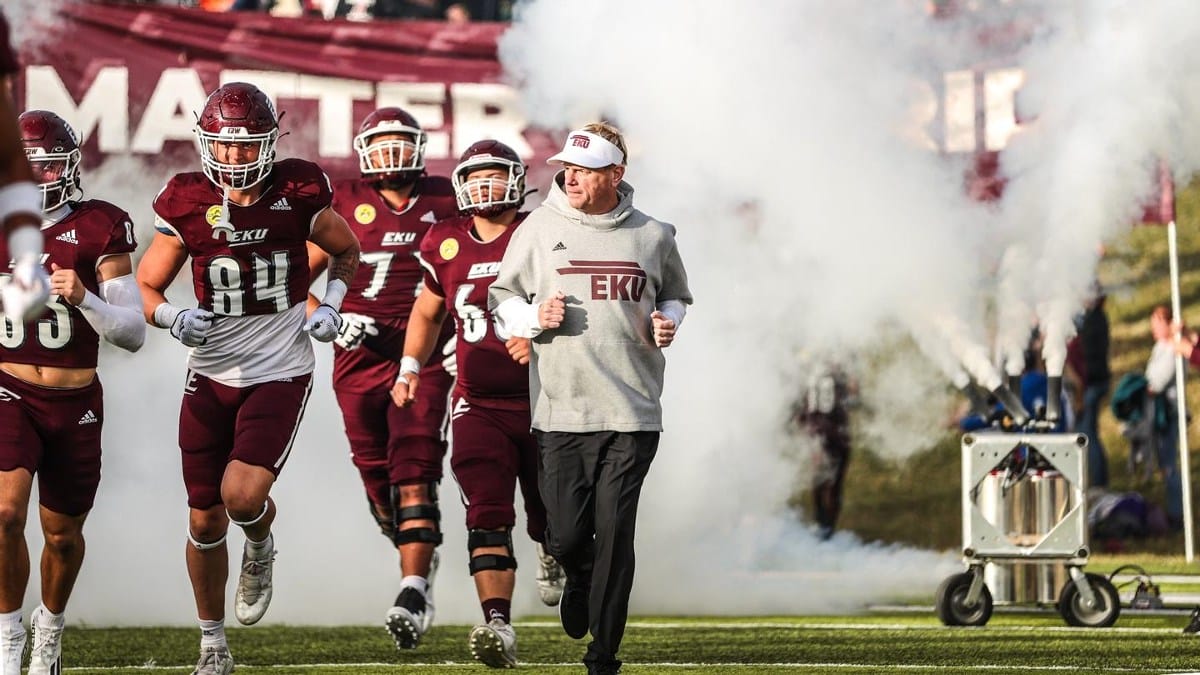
[395, 140, 565, 668]
[135, 82, 359, 675]
[305, 107, 457, 650]
[0, 110, 145, 675]
[0, 11, 51, 325]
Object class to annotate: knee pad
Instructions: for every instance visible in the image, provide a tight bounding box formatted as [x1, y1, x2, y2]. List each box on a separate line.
[391, 483, 443, 546]
[228, 501, 269, 528]
[467, 528, 517, 574]
[188, 530, 227, 551]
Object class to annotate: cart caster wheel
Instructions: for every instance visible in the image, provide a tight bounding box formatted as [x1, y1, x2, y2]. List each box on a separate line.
[935, 572, 993, 626]
[1058, 573, 1120, 628]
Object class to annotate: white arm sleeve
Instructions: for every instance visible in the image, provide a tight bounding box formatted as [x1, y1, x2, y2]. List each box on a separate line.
[656, 299, 687, 328]
[77, 274, 146, 352]
[493, 296, 543, 339]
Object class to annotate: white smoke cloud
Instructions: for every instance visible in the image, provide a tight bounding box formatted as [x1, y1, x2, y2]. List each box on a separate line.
[500, 0, 984, 612]
[497, 0, 1200, 613]
[992, 0, 1200, 374]
[13, 0, 1200, 628]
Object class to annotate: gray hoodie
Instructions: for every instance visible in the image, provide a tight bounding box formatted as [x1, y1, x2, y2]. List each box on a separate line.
[488, 172, 693, 432]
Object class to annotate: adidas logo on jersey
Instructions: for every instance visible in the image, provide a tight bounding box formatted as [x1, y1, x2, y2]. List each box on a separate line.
[552, 241, 566, 251]
[56, 229, 78, 245]
[270, 198, 292, 211]
[78, 409, 98, 425]
[420, 210, 438, 224]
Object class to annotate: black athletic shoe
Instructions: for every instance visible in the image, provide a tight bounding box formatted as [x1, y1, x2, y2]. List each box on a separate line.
[558, 578, 590, 640]
[1184, 606, 1200, 635]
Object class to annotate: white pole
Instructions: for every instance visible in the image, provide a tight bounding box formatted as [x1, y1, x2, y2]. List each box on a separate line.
[1167, 219, 1194, 562]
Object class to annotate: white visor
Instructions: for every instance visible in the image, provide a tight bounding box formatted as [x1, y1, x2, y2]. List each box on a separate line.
[546, 130, 625, 168]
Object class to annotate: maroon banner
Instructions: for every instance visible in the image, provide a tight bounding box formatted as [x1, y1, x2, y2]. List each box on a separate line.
[13, 1, 560, 184]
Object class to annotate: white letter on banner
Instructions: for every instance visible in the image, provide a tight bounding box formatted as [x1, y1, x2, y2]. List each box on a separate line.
[221, 70, 372, 158]
[450, 83, 530, 158]
[131, 68, 209, 153]
[943, 69, 975, 154]
[25, 65, 129, 152]
[374, 82, 448, 159]
[984, 68, 1024, 152]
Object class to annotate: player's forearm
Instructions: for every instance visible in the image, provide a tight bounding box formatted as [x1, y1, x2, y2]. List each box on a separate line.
[325, 242, 360, 292]
[493, 296, 542, 339]
[77, 274, 146, 352]
[401, 311, 444, 371]
[137, 282, 170, 324]
[0, 183, 42, 244]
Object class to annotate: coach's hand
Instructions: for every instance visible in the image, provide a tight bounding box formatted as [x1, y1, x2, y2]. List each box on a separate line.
[651, 310, 676, 348]
[538, 291, 566, 330]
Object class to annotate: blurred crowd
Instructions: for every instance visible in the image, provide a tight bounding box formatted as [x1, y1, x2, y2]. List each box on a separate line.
[114, 0, 510, 21]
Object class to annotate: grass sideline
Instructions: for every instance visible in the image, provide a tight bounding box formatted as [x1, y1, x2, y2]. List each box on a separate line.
[48, 613, 1200, 674]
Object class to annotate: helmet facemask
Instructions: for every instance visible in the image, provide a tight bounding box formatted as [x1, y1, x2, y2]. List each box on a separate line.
[354, 127, 425, 185]
[27, 147, 81, 212]
[195, 127, 278, 191]
[452, 156, 525, 217]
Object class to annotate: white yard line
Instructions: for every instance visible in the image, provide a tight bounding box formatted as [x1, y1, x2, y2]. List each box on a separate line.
[61, 664, 1151, 672]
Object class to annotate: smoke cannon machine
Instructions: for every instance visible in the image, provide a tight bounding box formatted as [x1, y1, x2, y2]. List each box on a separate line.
[935, 336, 1119, 628]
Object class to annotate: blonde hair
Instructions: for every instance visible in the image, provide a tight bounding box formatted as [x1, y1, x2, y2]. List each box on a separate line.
[583, 121, 627, 165]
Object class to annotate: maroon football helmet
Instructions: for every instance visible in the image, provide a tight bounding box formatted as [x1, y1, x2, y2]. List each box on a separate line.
[195, 82, 279, 190]
[353, 107, 426, 185]
[451, 140, 526, 217]
[19, 109, 82, 212]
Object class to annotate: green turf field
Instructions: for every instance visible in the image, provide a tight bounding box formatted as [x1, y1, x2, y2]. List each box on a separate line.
[42, 612, 1200, 674]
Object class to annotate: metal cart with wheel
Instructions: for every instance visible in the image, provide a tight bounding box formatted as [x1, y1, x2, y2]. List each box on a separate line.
[935, 432, 1120, 628]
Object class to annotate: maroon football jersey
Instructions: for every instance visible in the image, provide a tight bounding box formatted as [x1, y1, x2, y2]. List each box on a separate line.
[0, 12, 17, 76]
[420, 213, 529, 407]
[0, 200, 137, 368]
[153, 159, 331, 316]
[332, 176, 458, 321]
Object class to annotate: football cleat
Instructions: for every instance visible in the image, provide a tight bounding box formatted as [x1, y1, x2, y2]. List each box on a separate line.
[386, 586, 430, 649]
[469, 618, 517, 669]
[423, 550, 439, 633]
[0, 623, 25, 675]
[28, 607, 63, 675]
[191, 645, 234, 675]
[534, 542, 565, 607]
[234, 545, 276, 626]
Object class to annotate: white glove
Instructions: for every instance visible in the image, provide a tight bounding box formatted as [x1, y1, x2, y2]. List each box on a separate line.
[333, 312, 378, 351]
[170, 308, 215, 347]
[441, 338, 457, 377]
[1, 253, 51, 323]
[304, 303, 342, 343]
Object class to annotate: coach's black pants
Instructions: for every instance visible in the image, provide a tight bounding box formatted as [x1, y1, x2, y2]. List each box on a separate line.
[535, 430, 659, 668]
